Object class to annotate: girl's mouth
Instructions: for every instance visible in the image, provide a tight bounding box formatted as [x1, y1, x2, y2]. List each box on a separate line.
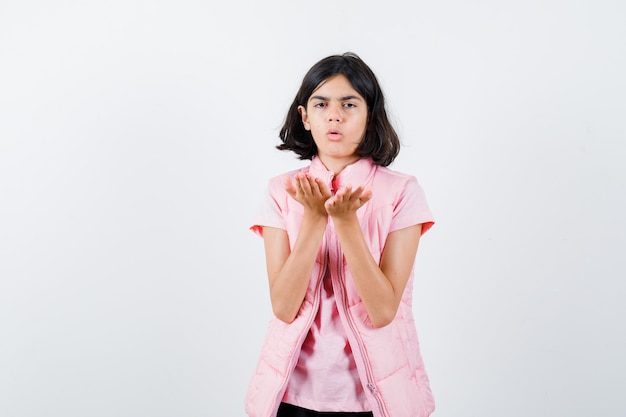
[327, 129, 342, 141]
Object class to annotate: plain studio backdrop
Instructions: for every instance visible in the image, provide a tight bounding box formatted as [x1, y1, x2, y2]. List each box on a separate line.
[0, 1, 624, 416]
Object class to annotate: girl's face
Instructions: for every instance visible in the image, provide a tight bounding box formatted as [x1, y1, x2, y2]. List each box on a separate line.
[298, 74, 368, 173]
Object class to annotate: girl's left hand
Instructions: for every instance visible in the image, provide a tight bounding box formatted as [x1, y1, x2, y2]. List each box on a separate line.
[325, 185, 372, 220]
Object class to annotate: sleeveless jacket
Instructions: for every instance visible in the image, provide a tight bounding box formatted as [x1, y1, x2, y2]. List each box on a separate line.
[245, 157, 435, 417]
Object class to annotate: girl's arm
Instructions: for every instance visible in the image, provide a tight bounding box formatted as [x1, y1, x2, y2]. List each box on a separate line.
[326, 186, 422, 328]
[263, 173, 330, 323]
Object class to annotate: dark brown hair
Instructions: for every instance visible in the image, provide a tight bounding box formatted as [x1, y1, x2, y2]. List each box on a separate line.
[277, 52, 400, 167]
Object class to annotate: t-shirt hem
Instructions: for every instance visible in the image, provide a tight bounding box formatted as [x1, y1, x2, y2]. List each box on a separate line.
[282, 393, 371, 413]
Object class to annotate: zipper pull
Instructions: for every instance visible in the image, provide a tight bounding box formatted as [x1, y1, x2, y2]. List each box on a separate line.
[330, 176, 337, 195]
[367, 382, 378, 395]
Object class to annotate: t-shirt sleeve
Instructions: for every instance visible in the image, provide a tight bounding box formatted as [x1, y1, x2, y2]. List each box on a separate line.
[390, 177, 435, 235]
[250, 180, 286, 238]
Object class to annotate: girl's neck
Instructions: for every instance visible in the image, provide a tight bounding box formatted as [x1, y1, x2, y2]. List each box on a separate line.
[318, 155, 361, 175]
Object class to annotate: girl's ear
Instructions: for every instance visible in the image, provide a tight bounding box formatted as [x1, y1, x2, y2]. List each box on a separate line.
[298, 105, 310, 130]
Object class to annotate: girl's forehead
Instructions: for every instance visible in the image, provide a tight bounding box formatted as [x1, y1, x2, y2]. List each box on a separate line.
[310, 74, 361, 97]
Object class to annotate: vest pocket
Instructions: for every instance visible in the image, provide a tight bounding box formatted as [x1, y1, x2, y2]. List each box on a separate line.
[348, 302, 408, 379]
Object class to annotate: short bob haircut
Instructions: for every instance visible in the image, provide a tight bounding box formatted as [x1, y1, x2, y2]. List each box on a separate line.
[277, 52, 400, 167]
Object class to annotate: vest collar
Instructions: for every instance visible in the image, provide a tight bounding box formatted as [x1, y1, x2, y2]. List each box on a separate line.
[308, 156, 376, 193]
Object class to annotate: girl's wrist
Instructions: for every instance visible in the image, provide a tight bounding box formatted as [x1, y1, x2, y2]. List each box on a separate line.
[329, 212, 359, 227]
[302, 211, 328, 226]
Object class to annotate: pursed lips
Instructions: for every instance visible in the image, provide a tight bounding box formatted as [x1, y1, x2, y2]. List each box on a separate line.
[326, 128, 343, 141]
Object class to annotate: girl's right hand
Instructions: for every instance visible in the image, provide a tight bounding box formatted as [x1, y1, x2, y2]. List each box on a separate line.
[285, 173, 332, 218]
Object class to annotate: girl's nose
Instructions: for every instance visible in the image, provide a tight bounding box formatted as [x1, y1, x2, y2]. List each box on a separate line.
[328, 104, 341, 122]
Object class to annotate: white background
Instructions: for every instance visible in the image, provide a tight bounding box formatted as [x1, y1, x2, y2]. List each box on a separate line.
[1, 1, 625, 416]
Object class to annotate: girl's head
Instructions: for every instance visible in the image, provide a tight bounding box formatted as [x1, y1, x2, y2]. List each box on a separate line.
[278, 52, 400, 167]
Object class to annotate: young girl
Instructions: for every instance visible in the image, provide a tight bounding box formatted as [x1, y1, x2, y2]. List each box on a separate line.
[245, 52, 435, 417]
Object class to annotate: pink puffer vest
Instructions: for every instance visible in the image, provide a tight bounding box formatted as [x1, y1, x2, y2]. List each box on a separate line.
[245, 157, 435, 417]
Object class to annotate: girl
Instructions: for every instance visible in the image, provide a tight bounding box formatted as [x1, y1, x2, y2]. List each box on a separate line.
[245, 52, 435, 417]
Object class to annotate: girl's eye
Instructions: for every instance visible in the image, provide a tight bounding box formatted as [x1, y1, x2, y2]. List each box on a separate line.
[314, 102, 327, 108]
[343, 102, 356, 108]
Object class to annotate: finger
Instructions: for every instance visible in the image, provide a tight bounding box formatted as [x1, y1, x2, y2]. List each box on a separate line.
[306, 174, 320, 192]
[335, 185, 352, 199]
[359, 188, 373, 204]
[333, 188, 348, 205]
[349, 185, 373, 202]
[343, 185, 361, 199]
[284, 176, 297, 197]
[307, 175, 324, 197]
[299, 174, 313, 194]
[315, 178, 332, 198]
[307, 176, 320, 196]
[324, 197, 336, 211]
[294, 174, 306, 194]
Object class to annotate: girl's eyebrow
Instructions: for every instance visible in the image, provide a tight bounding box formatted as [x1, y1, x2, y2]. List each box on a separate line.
[309, 95, 363, 102]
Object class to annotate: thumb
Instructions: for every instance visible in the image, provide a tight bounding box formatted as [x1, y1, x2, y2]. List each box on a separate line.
[284, 176, 297, 197]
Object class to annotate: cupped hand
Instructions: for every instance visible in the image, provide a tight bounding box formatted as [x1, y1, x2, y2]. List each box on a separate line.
[324, 185, 373, 220]
[285, 173, 332, 217]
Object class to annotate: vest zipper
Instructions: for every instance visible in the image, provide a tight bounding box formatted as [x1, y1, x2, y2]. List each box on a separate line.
[333, 242, 389, 417]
